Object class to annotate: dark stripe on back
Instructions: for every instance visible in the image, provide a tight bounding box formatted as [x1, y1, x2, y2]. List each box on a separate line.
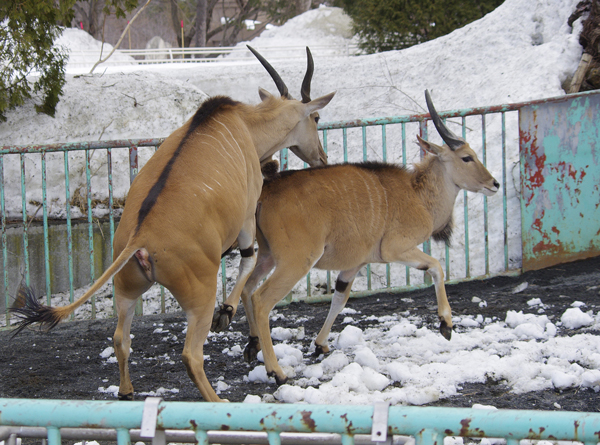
[264, 161, 406, 185]
[136, 96, 240, 233]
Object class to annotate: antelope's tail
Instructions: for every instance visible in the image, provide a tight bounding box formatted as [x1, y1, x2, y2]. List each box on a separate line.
[9, 244, 139, 337]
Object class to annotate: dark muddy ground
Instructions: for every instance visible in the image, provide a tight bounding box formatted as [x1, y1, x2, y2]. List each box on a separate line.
[1, 256, 599, 412]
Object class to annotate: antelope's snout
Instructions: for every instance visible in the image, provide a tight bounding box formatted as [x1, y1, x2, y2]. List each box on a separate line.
[290, 143, 328, 167]
[483, 178, 500, 196]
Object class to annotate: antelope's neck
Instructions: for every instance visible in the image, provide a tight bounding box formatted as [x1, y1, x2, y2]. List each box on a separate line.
[246, 102, 300, 163]
[418, 157, 460, 232]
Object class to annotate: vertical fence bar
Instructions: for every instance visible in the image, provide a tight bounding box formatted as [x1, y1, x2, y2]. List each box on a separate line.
[20, 153, 30, 286]
[107, 148, 116, 313]
[130, 146, 143, 316]
[85, 149, 96, 318]
[343, 128, 348, 162]
[419, 120, 431, 286]
[46, 426, 61, 445]
[280, 147, 289, 171]
[502, 112, 509, 270]
[116, 427, 131, 445]
[362, 126, 372, 290]
[152, 144, 167, 312]
[41, 152, 51, 303]
[322, 128, 331, 294]
[436, 115, 452, 281]
[381, 124, 390, 288]
[462, 117, 470, 278]
[341, 433, 355, 445]
[481, 114, 490, 275]
[362, 126, 368, 161]
[195, 429, 209, 445]
[401, 123, 410, 286]
[221, 258, 227, 303]
[267, 431, 281, 445]
[1, 154, 7, 325]
[64, 152, 75, 310]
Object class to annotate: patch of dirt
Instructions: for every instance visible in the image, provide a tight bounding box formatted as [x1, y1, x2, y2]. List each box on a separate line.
[1, 256, 599, 411]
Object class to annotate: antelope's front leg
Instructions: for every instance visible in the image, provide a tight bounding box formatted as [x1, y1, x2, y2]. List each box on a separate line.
[397, 247, 453, 340]
[313, 267, 361, 357]
[212, 226, 257, 332]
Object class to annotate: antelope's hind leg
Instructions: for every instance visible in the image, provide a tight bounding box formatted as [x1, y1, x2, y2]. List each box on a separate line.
[113, 261, 152, 401]
[183, 299, 223, 401]
[251, 263, 315, 386]
[240, 249, 275, 363]
[176, 271, 223, 402]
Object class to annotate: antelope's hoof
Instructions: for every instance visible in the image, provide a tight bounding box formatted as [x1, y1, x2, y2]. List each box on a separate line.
[118, 392, 134, 401]
[211, 304, 234, 332]
[439, 319, 452, 340]
[312, 344, 329, 358]
[244, 336, 260, 363]
[268, 370, 288, 386]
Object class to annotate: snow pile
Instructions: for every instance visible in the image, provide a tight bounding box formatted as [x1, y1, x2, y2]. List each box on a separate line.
[237, 302, 600, 405]
[227, 6, 358, 59]
[56, 27, 136, 73]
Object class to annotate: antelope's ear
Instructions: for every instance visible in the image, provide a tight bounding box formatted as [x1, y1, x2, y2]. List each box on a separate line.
[416, 135, 443, 156]
[303, 91, 335, 116]
[258, 87, 273, 102]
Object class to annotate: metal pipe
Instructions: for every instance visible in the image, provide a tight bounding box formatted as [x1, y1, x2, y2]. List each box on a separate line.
[0, 425, 413, 445]
[1, 400, 599, 444]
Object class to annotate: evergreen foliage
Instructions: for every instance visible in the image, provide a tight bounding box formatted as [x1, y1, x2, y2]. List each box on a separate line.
[335, 0, 504, 53]
[0, 0, 139, 122]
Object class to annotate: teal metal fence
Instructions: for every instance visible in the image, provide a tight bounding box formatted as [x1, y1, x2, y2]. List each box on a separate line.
[2, 90, 599, 325]
[1, 398, 599, 445]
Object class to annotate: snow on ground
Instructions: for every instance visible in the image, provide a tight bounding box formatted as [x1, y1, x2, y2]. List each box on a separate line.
[265, 307, 600, 405]
[2, 0, 599, 406]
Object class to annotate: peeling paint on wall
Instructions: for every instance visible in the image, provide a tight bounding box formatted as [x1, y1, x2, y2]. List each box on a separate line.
[519, 93, 600, 271]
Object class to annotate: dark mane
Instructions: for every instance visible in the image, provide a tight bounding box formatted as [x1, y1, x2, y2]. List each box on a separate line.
[136, 96, 240, 234]
[188, 96, 240, 136]
[264, 161, 406, 185]
[355, 161, 407, 174]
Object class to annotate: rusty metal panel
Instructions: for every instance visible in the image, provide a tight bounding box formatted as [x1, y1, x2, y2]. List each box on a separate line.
[520, 92, 600, 271]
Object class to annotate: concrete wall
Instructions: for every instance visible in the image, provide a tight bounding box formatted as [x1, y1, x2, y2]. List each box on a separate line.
[1, 220, 115, 313]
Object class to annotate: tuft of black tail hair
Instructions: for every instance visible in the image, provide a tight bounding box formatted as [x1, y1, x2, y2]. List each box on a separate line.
[8, 284, 62, 338]
[261, 159, 280, 180]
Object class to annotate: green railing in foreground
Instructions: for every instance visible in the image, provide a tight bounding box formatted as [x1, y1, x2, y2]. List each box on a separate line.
[1, 398, 599, 445]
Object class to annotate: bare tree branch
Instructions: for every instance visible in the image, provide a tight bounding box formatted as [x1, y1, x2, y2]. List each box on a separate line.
[89, 0, 152, 74]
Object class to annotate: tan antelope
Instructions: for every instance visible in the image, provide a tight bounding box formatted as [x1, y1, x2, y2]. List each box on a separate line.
[9, 46, 335, 402]
[216, 90, 499, 385]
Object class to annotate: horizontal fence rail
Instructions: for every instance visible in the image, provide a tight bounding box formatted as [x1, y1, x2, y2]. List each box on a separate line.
[1, 91, 598, 326]
[65, 44, 361, 68]
[1, 398, 599, 445]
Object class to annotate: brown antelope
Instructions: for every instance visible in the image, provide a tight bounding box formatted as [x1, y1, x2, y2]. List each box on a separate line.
[9, 46, 335, 402]
[218, 90, 499, 385]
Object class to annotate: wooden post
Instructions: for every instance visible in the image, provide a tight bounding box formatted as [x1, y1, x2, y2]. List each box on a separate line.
[569, 52, 593, 94]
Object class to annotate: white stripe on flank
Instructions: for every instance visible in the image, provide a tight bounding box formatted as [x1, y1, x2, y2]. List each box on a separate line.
[214, 118, 247, 166]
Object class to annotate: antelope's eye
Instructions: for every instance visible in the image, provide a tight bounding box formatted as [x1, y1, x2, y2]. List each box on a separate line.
[314, 116, 320, 124]
[462, 156, 474, 163]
